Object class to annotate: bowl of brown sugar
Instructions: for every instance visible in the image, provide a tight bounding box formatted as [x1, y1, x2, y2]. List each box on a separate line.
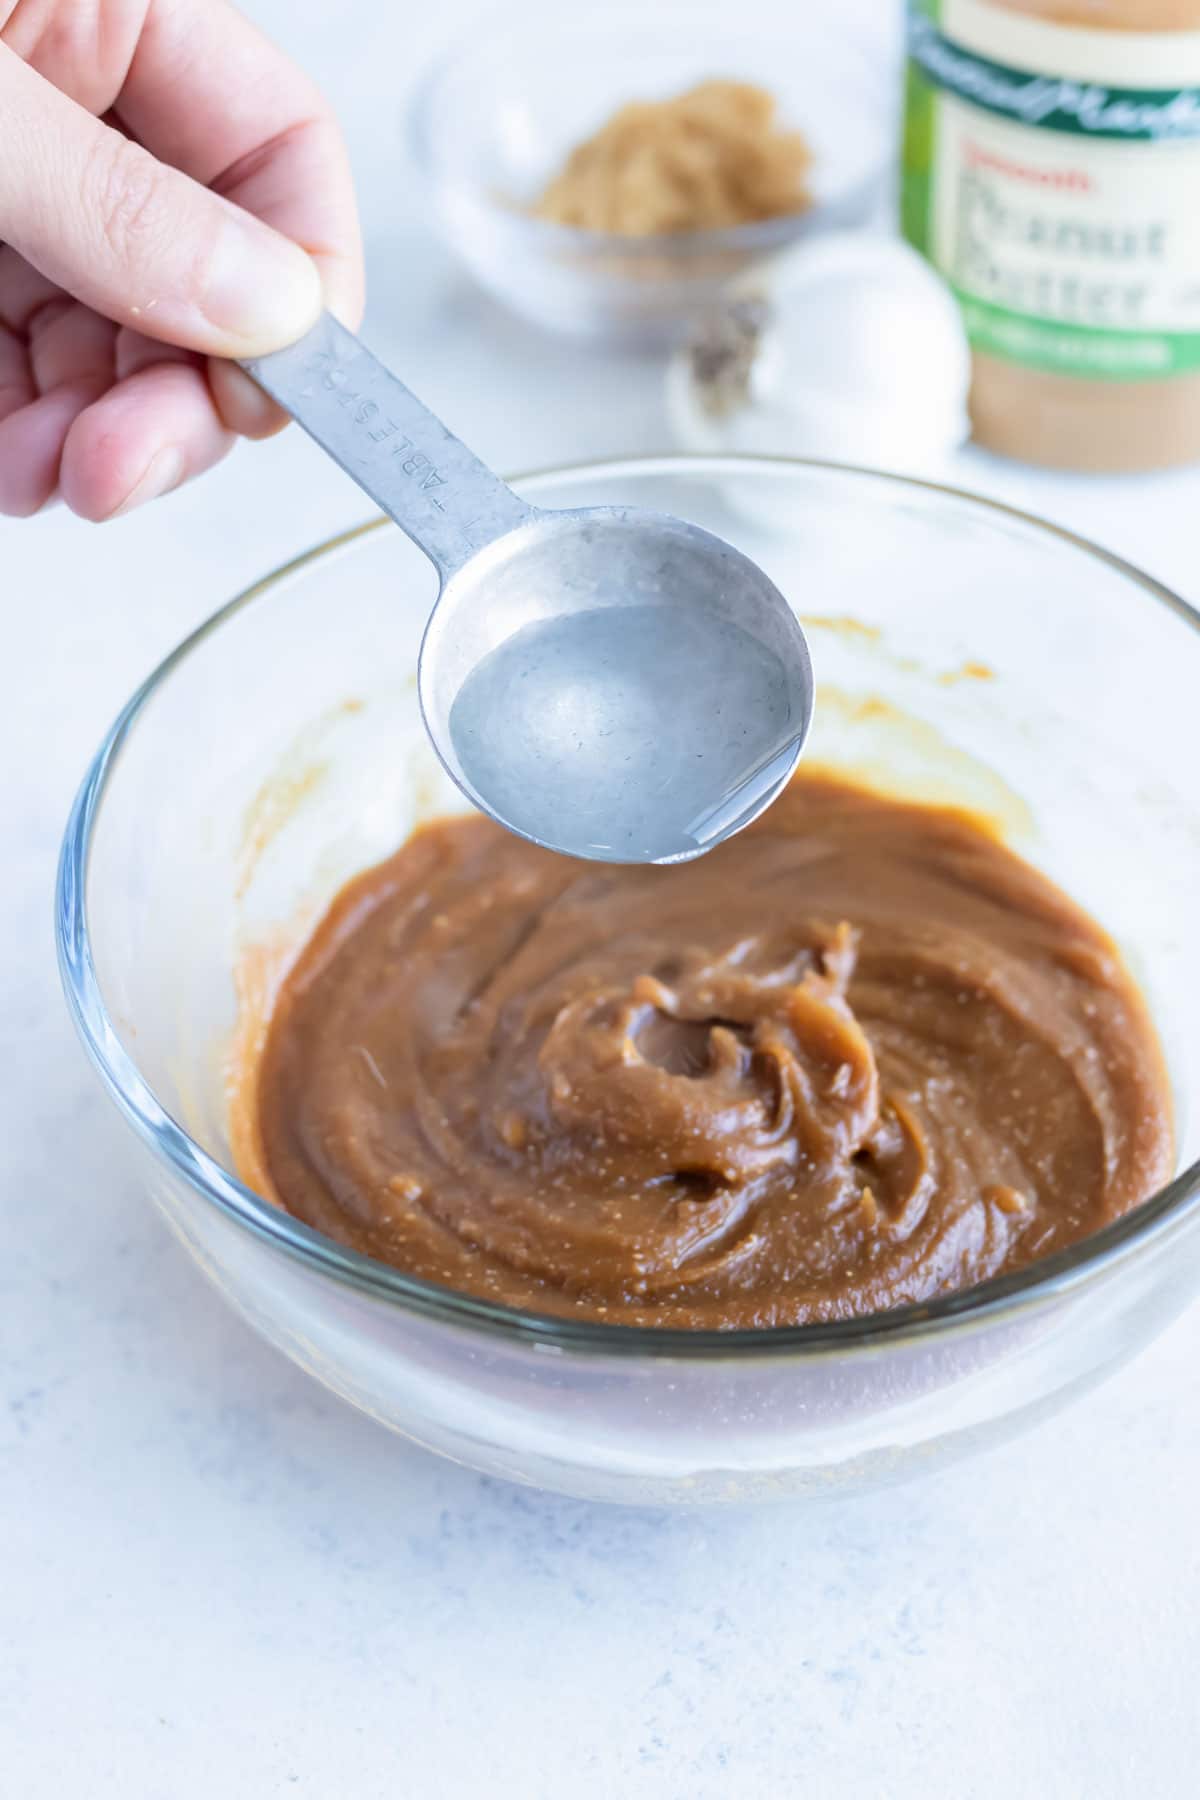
[408, 1, 893, 346]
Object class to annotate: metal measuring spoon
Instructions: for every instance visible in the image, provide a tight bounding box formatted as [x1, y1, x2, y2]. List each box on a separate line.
[243, 314, 813, 864]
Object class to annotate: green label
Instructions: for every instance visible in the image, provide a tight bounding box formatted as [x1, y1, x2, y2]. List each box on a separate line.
[901, 2, 1200, 380]
[908, 14, 1200, 140]
[901, 65, 936, 254]
[954, 291, 1200, 379]
[901, 0, 941, 255]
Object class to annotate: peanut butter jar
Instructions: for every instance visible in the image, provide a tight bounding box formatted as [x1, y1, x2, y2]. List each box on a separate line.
[902, 0, 1200, 471]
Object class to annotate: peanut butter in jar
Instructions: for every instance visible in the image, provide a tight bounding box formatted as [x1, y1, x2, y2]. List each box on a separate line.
[902, 0, 1200, 471]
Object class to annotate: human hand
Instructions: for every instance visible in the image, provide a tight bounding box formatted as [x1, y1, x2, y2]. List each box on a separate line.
[0, 1, 363, 520]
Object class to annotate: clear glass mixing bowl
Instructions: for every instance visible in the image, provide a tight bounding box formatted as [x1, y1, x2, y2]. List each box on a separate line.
[57, 456, 1200, 1505]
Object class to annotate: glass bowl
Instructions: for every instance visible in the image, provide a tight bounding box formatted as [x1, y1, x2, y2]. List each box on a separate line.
[58, 455, 1200, 1506]
[407, 1, 892, 348]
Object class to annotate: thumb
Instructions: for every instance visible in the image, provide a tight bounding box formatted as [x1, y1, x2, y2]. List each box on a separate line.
[0, 44, 323, 358]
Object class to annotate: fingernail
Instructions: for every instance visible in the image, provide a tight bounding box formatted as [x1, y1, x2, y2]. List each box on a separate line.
[206, 360, 288, 439]
[112, 446, 185, 516]
[203, 212, 324, 355]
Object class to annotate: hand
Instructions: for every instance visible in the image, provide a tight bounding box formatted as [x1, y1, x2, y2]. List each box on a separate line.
[0, 1, 363, 520]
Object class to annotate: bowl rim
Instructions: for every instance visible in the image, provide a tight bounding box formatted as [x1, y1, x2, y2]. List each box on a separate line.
[56, 452, 1200, 1361]
[405, 25, 890, 259]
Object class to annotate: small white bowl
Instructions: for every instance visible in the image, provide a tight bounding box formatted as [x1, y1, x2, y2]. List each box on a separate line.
[408, 0, 894, 348]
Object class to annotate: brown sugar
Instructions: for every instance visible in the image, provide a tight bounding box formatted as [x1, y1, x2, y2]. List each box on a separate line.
[532, 80, 812, 237]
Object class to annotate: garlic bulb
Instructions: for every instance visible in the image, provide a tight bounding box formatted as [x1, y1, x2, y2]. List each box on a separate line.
[667, 234, 971, 513]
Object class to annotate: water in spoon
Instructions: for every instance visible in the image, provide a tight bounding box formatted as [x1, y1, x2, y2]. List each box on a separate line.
[448, 603, 802, 863]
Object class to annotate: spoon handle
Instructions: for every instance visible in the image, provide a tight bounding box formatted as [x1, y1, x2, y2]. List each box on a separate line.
[241, 312, 533, 582]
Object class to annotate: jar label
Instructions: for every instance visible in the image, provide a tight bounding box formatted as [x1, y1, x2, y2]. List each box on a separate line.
[903, 0, 1200, 379]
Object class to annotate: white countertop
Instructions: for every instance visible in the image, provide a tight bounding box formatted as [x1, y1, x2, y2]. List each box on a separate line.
[3, 2, 1199, 1793]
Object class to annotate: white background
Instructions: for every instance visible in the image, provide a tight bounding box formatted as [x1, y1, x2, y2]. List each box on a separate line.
[2, 2, 1198, 1794]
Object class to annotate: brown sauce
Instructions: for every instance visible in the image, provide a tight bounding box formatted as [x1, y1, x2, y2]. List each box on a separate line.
[241, 773, 1173, 1328]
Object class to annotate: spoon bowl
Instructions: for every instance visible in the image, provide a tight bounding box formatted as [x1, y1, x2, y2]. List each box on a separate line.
[425, 503, 812, 862]
[244, 316, 813, 861]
